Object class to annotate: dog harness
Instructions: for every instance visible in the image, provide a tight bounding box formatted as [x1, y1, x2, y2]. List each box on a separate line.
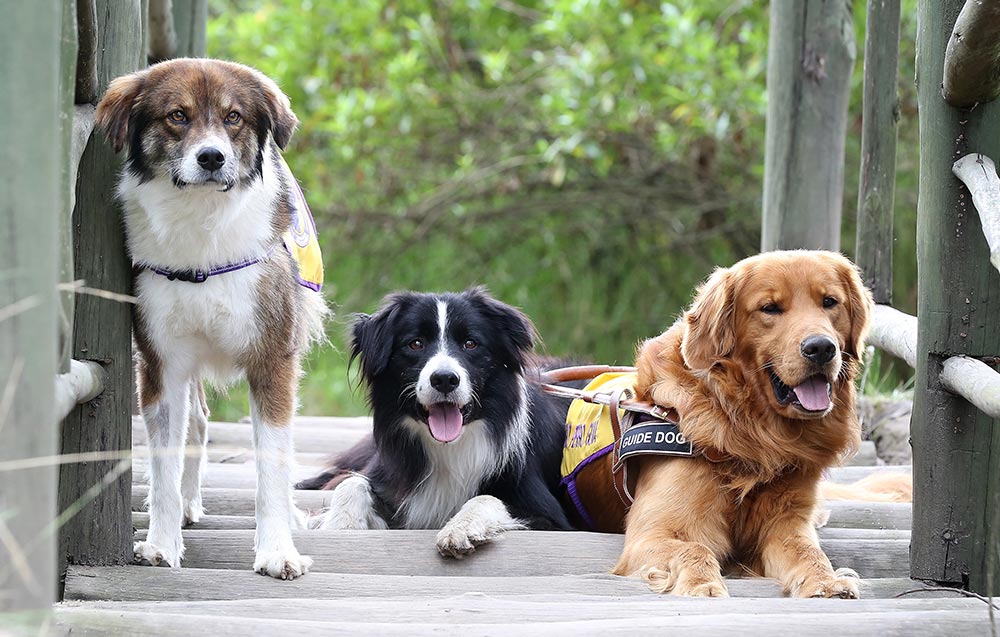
[543, 367, 705, 531]
[137, 157, 324, 290]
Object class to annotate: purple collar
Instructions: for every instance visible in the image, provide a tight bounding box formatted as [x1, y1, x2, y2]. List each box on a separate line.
[139, 245, 276, 283]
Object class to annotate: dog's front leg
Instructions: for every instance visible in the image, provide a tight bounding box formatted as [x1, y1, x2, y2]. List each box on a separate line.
[436, 495, 525, 558]
[759, 519, 860, 599]
[180, 380, 208, 526]
[135, 365, 190, 568]
[314, 474, 388, 530]
[248, 364, 312, 580]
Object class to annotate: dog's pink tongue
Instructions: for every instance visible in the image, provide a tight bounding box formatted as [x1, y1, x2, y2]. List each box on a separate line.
[793, 376, 832, 411]
[427, 404, 463, 442]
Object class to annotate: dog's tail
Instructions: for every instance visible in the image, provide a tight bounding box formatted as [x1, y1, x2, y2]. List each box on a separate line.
[820, 471, 912, 503]
[295, 435, 375, 490]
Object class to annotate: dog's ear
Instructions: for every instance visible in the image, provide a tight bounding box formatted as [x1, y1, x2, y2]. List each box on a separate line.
[837, 256, 873, 361]
[350, 294, 410, 381]
[95, 71, 146, 153]
[465, 286, 536, 371]
[681, 267, 736, 371]
[254, 71, 298, 150]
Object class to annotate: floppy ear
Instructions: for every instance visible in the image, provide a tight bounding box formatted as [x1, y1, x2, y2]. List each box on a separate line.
[95, 71, 146, 153]
[350, 294, 411, 381]
[838, 258, 873, 360]
[465, 286, 536, 371]
[681, 267, 736, 371]
[254, 71, 298, 150]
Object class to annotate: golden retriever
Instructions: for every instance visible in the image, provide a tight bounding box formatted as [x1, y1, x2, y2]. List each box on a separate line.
[613, 250, 873, 598]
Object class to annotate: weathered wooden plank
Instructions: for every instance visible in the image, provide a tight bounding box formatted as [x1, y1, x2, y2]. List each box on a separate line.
[130, 511, 911, 539]
[855, 0, 901, 304]
[826, 465, 911, 484]
[58, 0, 144, 571]
[66, 596, 990, 623]
[131, 457, 317, 489]
[171, 0, 207, 58]
[132, 417, 370, 453]
[74, 0, 98, 103]
[912, 0, 1000, 593]
[130, 485, 912, 530]
[129, 530, 910, 578]
[63, 565, 951, 603]
[0, 0, 64, 623]
[52, 606, 991, 636]
[761, 0, 856, 251]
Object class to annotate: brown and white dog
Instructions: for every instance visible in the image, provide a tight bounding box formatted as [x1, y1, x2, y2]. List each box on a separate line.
[96, 58, 327, 579]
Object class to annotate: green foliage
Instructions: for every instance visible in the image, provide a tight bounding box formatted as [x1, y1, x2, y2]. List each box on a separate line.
[205, 0, 917, 418]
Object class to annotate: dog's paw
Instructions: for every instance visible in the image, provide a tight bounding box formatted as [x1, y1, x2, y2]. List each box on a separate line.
[133, 540, 179, 568]
[182, 499, 204, 526]
[253, 549, 312, 580]
[800, 567, 861, 599]
[436, 495, 524, 559]
[644, 566, 729, 597]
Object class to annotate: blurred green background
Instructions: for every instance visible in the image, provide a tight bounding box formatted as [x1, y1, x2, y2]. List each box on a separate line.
[205, 0, 919, 419]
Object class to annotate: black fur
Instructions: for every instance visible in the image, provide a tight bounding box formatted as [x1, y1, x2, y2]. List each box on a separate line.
[297, 287, 574, 531]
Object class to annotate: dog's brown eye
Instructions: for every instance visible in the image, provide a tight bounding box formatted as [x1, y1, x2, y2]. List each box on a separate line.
[168, 110, 188, 123]
[225, 111, 241, 124]
[407, 339, 424, 351]
[761, 303, 782, 315]
[822, 297, 838, 309]
[463, 339, 478, 350]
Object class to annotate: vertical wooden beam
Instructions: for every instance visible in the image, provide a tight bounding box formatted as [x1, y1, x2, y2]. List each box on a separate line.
[855, 0, 901, 305]
[0, 0, 64, 626]
[172, 0, 207, 58]
[58, 0, 144, 572]
[912, 0, 1000, 594]
[761, 0, 856, 252]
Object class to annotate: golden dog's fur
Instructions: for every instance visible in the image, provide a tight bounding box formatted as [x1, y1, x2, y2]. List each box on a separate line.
[613, 250, 873, 598]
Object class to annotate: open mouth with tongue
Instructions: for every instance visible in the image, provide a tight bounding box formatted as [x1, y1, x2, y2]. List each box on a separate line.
[423, 402, 466, 443]
[769, 370, 833, 414]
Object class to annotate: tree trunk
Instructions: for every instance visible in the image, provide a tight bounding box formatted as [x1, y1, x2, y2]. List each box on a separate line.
[855, 0, 901, 304]
[172, 0, 207, 58]
[58, 0, 144, 574]
[0, 0, 66, 625]
[761, 0, 856, 252]
[912, 0, 1000, 595]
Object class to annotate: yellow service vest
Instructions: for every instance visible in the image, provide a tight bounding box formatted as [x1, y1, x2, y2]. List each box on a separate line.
[279, 157, 324, 291]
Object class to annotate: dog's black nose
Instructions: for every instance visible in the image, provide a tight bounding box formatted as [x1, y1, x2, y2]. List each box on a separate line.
[430, 370, 460, 393]
[197, 147, 226, 171]
[801, 335, 837, 364]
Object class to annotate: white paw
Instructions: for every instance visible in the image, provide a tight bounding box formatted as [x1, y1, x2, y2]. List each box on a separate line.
[182, 499, 204, 526]
[133, 540, 180, 568]
[314, 475, 387, 530]
[435, 496, 524, 559]
[253, 548, 312, 580]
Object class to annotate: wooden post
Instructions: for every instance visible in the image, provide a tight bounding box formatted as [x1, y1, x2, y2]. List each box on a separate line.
[0, 0, 65, 626]
[855, 0, 901, 305]
[911, 0, 1000, 594]
[58, 0, 144, 572]
[761, 0, 856, 252]
[172, 0, 207, 58]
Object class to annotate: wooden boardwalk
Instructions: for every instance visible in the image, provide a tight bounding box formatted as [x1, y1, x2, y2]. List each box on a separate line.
[54, 417, 996, 635]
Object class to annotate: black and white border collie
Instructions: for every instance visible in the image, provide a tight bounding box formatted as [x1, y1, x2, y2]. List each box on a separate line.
[96, 59, 327, 579]
[297, 288, 572, 556]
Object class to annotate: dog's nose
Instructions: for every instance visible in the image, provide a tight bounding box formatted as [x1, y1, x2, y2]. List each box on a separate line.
[801, 335, 837, 364]
[197, 147, 226, 171]
[430, 370, 460, 394]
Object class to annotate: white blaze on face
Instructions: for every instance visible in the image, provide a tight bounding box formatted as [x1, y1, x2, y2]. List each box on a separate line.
[179, 134, 238, 185]
[416, 300, 471, 443]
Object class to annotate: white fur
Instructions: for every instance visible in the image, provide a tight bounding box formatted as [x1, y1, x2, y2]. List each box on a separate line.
[314, 475, 389, 530]
[435, 495, 525, 558]
[415, 301, 472, 408]
[181, 380, 208, 525]
[251, 406, 312, 579]
[176, 134, 239, 186]
[398, 417, 501, 529]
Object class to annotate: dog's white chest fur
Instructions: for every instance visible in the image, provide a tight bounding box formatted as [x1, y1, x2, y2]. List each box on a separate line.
[399, 419, 500, 529]
[119, 169, 279, 377]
